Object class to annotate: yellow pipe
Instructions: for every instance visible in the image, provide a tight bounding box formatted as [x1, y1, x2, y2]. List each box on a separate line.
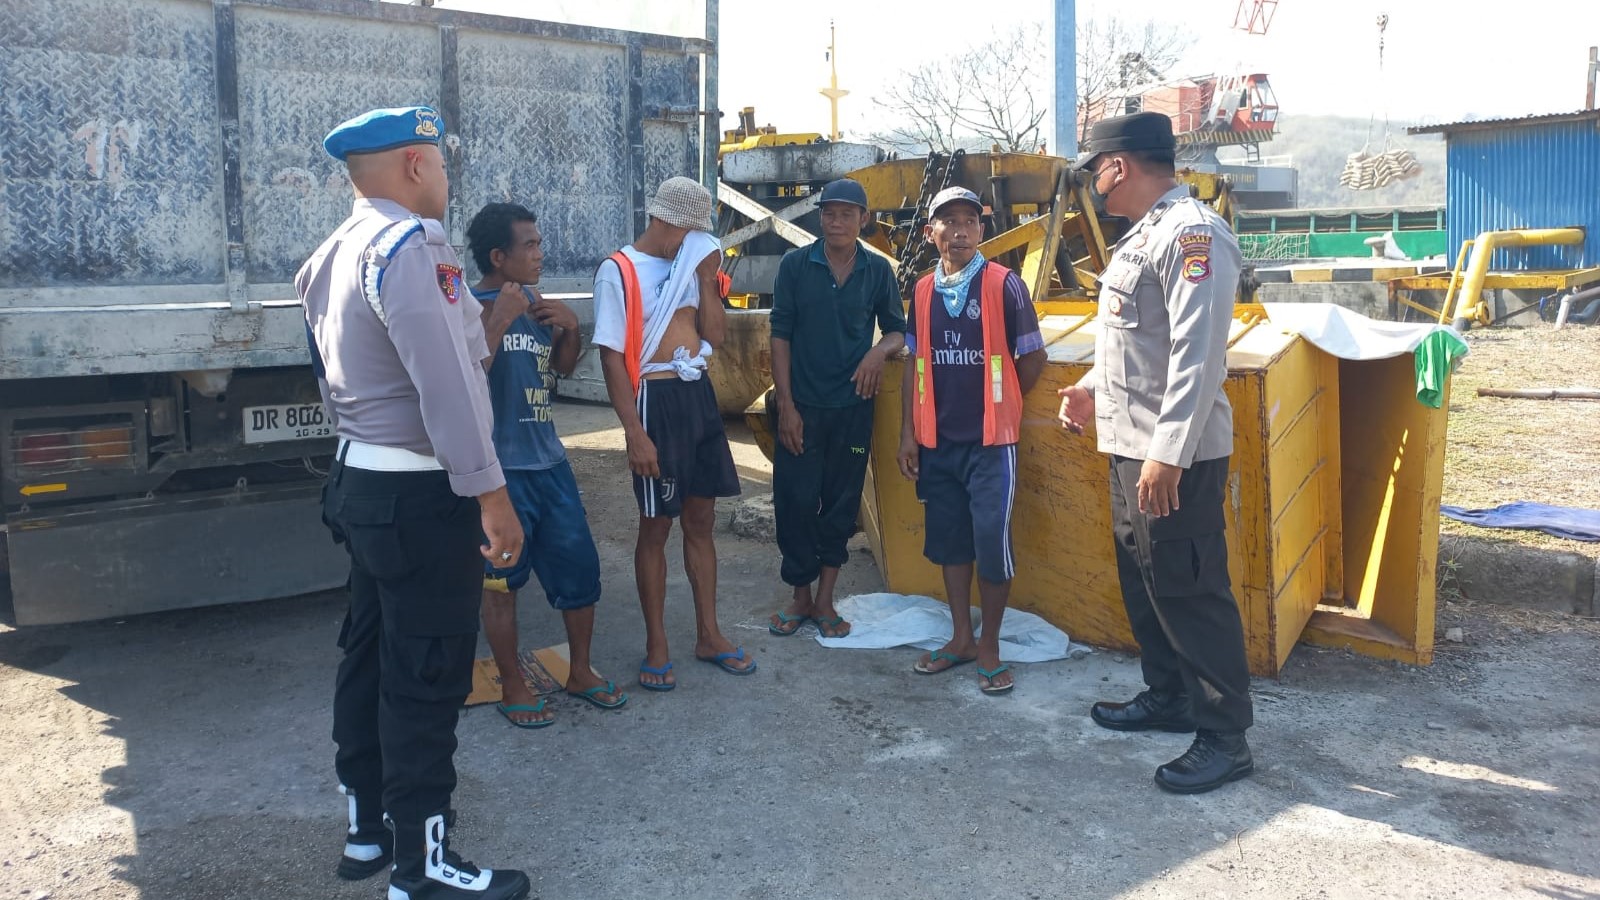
[1448, 228, 1586, 326]
[1437, 238, 1475, 324]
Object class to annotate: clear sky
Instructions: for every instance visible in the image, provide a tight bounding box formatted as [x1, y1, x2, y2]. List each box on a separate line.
[413, 0, 1599, 141]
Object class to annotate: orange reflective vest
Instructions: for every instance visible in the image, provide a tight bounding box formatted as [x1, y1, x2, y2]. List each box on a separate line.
[606, 251, 728, 396]
[607, 251, 646, 395]
[912, 261, 1023, 449]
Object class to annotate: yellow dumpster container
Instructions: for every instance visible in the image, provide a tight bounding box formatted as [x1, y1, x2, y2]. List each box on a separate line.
[706, 309, 774, 417]
[851, 308, 1448, 677]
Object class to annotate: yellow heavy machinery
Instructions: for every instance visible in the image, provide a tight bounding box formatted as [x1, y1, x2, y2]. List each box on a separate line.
[718, 106, 826, 156]
[735, 148, 1447, 677]
[705, 108, 887, 413]
[1387, 227, 1598, 330]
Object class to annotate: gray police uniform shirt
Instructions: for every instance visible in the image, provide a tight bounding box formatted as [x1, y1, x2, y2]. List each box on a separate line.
[296, 198, 504, 498]
[1083, 185, 1241, 469]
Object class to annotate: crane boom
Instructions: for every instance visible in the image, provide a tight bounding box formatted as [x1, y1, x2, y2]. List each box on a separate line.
[1232, 0, 1278, 36]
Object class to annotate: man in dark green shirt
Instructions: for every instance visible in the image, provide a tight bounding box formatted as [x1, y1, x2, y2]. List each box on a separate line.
[767, 178, 907, 638]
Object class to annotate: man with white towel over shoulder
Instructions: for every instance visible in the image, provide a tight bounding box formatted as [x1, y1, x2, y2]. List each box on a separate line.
[593, 176, 756, 692]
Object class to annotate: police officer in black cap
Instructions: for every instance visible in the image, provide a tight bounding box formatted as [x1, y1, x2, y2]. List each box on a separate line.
[1056, 111, 1256, 794]
[299, 106, 531, 898]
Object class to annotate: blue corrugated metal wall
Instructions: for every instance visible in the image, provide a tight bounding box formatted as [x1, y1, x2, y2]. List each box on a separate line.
[1445, 119, 1600, 270]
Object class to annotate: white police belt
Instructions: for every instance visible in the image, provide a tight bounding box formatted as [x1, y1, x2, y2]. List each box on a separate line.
[337, 438, 442, 472]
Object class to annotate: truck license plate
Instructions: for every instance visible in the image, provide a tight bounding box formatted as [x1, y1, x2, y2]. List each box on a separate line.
[243, 403, 333, 444]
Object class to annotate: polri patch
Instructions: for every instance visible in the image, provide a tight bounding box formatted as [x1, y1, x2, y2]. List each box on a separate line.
[1178, 231, 1212, 284]
[437, 263, 463, 304]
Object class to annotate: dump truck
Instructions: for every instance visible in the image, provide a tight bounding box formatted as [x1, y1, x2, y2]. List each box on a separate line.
[0, 0, 714, 625]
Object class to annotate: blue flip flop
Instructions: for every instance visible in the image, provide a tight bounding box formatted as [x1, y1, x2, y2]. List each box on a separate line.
[697, 647, 757, 675]
[638, 660, 676, 692]
[569, 680, 628, 709]
[497, 699, 554, 729]
[914, 649, 977, 674]
[768, 611, 811, 636]
[977, 664, 1014, 695]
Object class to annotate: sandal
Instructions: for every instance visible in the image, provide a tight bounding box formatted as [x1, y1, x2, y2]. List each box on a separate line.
[978, 664, 1014, 695]
[914, 649, 977, 674]
[811, 614, 851, 639]
[638, 660, 676, 692]
[497, 699, 554, 729]
[569, 680, 628, 710]
[768, 611, 812, 636]
[696, 647, 757, 675]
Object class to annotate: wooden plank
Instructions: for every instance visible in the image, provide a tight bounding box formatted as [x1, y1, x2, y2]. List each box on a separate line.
[1273, 542, 1329, 669]
[1336, 354, 1440, 656]
[1262, 338, 1324, 445]
[1301, 608, 1429, 666]
[1266, 405, 1327, 526]
[1318, 349, 1347, 604]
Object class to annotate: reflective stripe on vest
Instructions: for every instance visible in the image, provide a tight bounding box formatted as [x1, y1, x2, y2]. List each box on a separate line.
[912, 261, 1023, 449]
[607, 251, 646, 395]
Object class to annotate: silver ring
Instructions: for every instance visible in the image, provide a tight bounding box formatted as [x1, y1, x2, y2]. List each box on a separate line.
[500, 551, 513, 561]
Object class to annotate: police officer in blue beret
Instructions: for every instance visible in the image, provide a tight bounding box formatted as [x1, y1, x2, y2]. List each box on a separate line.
[297, 106, 531, 899]
[1059, 111, 1255, 795]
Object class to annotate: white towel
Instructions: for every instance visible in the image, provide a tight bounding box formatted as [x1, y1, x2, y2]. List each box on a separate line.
[639, 230, 720, 381]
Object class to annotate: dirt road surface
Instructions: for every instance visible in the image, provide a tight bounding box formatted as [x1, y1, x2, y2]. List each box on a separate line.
[1, 401, 1596, 900]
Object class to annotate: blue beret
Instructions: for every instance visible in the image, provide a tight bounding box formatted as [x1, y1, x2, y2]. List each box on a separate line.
[323, 106, 445, 161]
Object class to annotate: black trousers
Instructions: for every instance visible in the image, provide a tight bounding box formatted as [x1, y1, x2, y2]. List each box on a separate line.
[1110, 455, 1253, 732]
[322, 457, 482, 862]
[771, 399, 875, 586]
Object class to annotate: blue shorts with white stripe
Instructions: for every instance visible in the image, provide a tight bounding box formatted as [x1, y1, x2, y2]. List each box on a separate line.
[913, 440, 1018, 584]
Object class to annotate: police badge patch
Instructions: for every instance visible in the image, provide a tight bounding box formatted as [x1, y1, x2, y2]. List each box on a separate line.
[436, 263, 462, 304]
[415, 108, 441, 138]
[1178, 231, 1212, 284]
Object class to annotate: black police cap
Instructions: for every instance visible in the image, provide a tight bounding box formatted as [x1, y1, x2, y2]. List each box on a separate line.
[1072, 111, 1177, 171]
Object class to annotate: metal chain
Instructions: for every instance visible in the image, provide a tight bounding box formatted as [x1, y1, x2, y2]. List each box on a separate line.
[895, 148, 966, 299]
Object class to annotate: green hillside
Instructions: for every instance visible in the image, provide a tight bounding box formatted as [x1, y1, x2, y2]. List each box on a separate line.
[1240, 114, 1447, 209]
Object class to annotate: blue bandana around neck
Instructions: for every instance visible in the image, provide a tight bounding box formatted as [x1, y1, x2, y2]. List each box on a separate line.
[933, 252, 986, 318]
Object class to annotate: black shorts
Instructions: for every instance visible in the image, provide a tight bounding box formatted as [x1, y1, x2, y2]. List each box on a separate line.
[913, 440, 1018, 583]
[633, 376, 741, 519]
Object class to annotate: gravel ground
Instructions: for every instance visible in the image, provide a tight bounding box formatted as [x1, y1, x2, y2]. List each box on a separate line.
[0, 401, 1596, 900]
[1441, 322, 1600, 558]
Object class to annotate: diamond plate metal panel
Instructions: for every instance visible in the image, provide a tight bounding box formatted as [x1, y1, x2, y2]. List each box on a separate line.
[452, 30, 629, 283]
[641, 49, 696, 200]
[234, 7, 442, 283]
[643, 123, 691, 204]
[0, 0, 225, 289]
[1, 0, 704, 302]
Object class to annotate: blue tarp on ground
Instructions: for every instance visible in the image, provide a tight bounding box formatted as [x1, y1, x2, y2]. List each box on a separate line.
[1440, 501, 1600, 543]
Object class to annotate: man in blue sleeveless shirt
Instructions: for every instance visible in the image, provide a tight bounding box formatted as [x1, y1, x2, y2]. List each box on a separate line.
[467, 203, 625, 728]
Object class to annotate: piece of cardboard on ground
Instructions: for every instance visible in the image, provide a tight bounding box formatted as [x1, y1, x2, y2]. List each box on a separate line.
[466, 642, 579, 706]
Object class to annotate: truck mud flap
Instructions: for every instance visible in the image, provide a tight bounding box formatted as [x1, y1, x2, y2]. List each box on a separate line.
[6, 482, 347, 626]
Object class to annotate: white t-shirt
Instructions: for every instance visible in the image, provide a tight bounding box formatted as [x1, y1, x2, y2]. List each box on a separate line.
[592, 245, 679, 353]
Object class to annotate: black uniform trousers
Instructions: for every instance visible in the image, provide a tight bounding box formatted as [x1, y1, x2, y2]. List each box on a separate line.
[322, 455, 482, 860]
[771, 399, 875, 586]
[1109, 455, 1253, 733]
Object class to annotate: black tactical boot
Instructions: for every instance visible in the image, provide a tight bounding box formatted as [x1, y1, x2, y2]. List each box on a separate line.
[1154, 729, 1255, 794]
[388, 812, 530, 900]
[336, 783, 392, 881]
[1090, 688, 1196, 733]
